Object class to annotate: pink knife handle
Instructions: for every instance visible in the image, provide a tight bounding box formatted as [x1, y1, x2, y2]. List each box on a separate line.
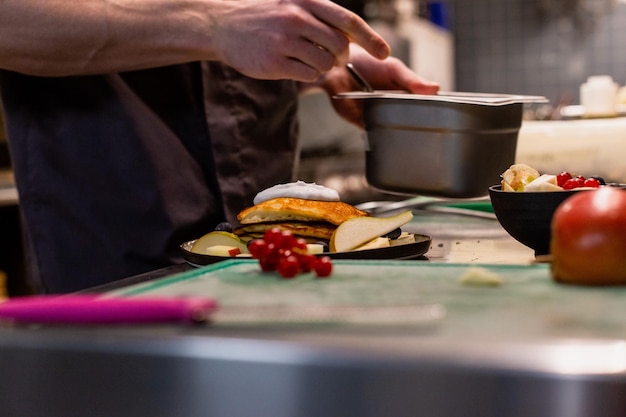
[0, 295, 218, 324]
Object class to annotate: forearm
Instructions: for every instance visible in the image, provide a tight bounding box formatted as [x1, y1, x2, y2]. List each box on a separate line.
[0, 0, 219, 76]
[0, 0, 389, 81]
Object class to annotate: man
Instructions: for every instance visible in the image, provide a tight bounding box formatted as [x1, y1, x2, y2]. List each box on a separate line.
[0, 0, 438, 293]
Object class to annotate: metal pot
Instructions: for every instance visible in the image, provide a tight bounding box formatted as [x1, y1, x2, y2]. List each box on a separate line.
[337, 92, 546, 198]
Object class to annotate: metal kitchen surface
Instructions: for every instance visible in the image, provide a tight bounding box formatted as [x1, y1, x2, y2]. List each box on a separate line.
[0, 257, 625, 417]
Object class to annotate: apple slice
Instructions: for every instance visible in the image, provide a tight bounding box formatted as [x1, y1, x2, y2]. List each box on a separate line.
[205, 245, 242, 257]
[390, 232, 416, 246]
[330, 211, 414, 253]
[191, 231, 249, 255]
[523, 174, 562, 192]
[352, 237, 391, 251]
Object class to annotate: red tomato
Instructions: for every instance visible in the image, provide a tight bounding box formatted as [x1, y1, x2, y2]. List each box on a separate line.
[550, 187, 626, 285]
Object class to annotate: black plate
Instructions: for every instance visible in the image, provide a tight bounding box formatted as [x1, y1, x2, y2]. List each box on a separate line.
[180, 234, 432, 267]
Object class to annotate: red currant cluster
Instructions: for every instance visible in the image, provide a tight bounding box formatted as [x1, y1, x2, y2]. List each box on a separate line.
[248, 228, 333, 279]
[556, 172, 603, 190]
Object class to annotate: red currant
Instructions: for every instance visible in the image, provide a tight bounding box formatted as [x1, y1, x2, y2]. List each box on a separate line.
[562, 177, 585, 190]
[259, 257, 278, 272]
[314, 256, 333, 278]
[298, 254, 317, 273]
[263, 227, 283, 245]
[248, 239, 267, 259]
[253, 230, 333, 279]
[556, 171, 572, 187]
[278, 255, 300, 278]
[293, 238, 308, 251]
[261, 243, 280, 267]
[278, 248, 293, 260]
[590, 176, 606, 185]
[583, 178, 601, 188]
[277, 230, 297, 250]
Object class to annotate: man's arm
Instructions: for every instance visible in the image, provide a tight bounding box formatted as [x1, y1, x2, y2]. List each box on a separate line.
[0, 0, 389, 80]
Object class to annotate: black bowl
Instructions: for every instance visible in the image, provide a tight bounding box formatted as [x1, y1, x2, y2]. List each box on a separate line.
[488, 185, 584, 256]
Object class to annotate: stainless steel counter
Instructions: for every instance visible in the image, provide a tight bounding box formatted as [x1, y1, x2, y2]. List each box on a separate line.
[0, 209, 624, 417]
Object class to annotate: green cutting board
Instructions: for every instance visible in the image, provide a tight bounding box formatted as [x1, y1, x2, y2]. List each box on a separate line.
[110, 260, 626, 340]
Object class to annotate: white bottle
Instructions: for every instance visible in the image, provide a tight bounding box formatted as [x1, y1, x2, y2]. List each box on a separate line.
[580, 75, 618, 118]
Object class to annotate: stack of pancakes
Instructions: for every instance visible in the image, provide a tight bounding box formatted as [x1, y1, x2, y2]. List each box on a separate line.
[234, 197, 369, 243]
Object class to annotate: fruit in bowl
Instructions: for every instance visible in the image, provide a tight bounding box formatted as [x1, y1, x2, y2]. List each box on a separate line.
[490, 164, 610, 256]
[500, 163, 603, 192]
[489, 185, 582, 256]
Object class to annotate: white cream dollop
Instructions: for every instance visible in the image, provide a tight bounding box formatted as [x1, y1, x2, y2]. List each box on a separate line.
[253, 181, 340, 205]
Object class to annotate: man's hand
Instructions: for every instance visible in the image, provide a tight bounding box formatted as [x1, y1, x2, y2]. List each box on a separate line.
[211, 0, 390, 81]
[312, 45, 440, 127]
[0, 0, 389, 78]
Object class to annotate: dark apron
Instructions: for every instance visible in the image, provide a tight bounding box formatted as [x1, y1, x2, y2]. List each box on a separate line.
[0, 63, 298, 293]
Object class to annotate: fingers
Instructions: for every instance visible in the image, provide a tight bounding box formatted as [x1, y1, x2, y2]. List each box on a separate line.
[387, 59, 440, 94]
[331, 98, 364, 128]
[405, 77, 440, 95]
[306, 0, 390, 61]
[311, 64, 366, 127]
[297, 23, 350, 69]
[212, 0, 391, 82]
[295, 38, 337, 74]
[347, 47, 440, 93]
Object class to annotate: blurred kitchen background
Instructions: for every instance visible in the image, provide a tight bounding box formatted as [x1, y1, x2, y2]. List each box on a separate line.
[4, 0, 626, 200]
[3, 0, 626, 292]
[298, 0, 626, 202]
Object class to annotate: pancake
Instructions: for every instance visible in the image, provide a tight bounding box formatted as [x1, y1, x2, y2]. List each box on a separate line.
[234, 221, 335, 241]
[237, 197, 369, 226]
